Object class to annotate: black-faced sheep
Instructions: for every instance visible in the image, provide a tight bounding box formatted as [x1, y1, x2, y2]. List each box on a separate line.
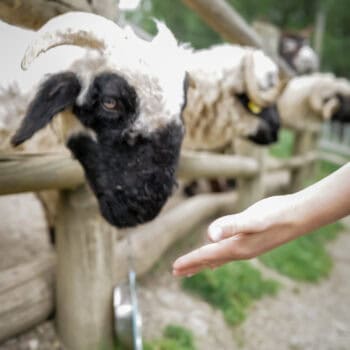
[4, 12, 188, 228]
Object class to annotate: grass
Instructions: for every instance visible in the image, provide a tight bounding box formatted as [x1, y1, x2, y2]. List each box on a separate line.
[264, 127, 346, 281]
[182, 261, 279, 326]
[144, 325, 196, 350]
[269, 128, 295, 159]
[259, 222, 344, 282]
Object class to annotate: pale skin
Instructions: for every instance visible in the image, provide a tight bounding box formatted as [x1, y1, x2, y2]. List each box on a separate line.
[173, 163, 350, 277]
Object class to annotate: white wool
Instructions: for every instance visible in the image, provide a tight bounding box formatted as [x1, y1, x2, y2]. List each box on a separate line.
[251, 50, 279, 91]
[278, 73, 350, 124]
[182, 44, 279, 151]
[0, 18, 187, 145]
[293, 46, 319, 75]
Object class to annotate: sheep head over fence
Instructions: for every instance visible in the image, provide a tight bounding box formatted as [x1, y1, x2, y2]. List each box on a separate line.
[183, 44, 282, 151]
[278, 73, 350, 127]
[11, 12, 189, 229]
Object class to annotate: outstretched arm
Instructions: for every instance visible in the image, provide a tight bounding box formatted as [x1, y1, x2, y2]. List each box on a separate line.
[173, 163, 350, 277]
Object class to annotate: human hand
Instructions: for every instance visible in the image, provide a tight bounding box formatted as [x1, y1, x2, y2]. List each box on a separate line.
[173, 194, 302, 277]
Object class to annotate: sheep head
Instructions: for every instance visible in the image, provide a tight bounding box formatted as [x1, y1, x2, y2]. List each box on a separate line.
[309, 76, 350, 122]
[183, 45, 281, 151]
[11, 12, 188, 228]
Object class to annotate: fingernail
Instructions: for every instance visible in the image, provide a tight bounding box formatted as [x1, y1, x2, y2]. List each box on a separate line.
[186, 273, 194, 278]
[209, 226, 222, 242]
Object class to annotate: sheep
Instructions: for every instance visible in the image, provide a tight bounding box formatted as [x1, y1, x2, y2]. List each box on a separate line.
[278, 73, 350, 127]
[182, 44, 281, 153]
[253, 21, 319, 75]
[181, 44, 282, 195]
[3, 12, 189, 229]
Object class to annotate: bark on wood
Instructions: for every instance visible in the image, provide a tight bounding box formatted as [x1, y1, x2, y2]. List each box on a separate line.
[182, 0, 295, 79]
[0, 253, 56, 343]
[0, 0, 119, 29]
[55, 185, 116, 350]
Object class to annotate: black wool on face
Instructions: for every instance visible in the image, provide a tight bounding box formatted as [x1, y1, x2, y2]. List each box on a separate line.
[248, 105, 280, 145]
[67, 73, 184, 228]
[236, 94, 280, 145]
[11, 72, 81, 146]
[332, 95, 350, 123]
[12, 71, 184, 228]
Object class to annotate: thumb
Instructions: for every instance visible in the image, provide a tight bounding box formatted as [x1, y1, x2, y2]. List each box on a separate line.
[208, 213, 252, 242]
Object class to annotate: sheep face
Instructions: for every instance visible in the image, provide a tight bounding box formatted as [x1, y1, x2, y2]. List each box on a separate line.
[11, 12, 188, 228]
[279, 33, 319, 74]
[183, 45, 281, 151]
[235, 94, 280, 145]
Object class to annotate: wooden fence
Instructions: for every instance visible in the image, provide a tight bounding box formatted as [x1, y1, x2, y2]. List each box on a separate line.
[0, 122, 321, 349]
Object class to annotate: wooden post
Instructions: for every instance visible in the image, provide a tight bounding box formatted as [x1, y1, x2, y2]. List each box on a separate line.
[0, 253, 55, 343]
[0, 0, 119, 29]
[289, 129, 314, 192]
[235, 139, 267, 210]
[55, 185, 116, 350]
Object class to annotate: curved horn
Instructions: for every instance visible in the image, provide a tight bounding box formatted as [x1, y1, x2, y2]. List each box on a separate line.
[22, 12, 126, 70]
[244, 50, 281, 107]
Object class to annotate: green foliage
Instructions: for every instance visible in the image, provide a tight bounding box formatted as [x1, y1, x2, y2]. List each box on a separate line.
[260, 222, 344, 282]
[269, 128, 295, 158]
[126, 0, 222, 49]
[144, 325, 196, 350]
[182, 261, 279, 326]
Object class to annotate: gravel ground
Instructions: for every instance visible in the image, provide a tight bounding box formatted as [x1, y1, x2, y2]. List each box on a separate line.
[0, 194, 349, 350]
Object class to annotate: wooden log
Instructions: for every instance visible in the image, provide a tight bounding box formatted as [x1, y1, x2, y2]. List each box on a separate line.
[289, 129, 315, 192]
[0, 152, 260, 195]
[0, 0, 119, 29]
[182, 0, 295, 78]
[55, 185, 116, 350]
[267, 152, 318, 171]
[0, 253, 55, 343]
[179, 151, 258, 179]
[0, 154, 84, 195]
[235, 139, 267, 210]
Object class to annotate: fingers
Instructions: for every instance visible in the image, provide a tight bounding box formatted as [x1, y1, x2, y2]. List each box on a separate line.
[172, 237, 240, 276]
[173, 259, 229, 277]
[208, 213, 252, 242]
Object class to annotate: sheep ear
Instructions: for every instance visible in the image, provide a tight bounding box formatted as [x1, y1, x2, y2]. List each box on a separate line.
[11, 72, 81, 147]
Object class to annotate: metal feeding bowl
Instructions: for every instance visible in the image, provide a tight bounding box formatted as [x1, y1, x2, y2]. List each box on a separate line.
[114, 270, 143, 350]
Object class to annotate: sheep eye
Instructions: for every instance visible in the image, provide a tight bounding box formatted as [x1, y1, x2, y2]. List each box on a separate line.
[102, 97, 118, 111]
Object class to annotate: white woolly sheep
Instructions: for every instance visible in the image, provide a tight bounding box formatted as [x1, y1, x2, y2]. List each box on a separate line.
[278, 73, 350, 127]
[181, 44, 282, 196]
[1, 12, 189, 229]
[182, 44, 281, 152]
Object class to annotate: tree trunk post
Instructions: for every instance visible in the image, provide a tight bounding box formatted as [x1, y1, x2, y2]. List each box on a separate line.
[289, 129, 314, 192]
[55, 185, 116, 350]
[236, 140, 267, 210]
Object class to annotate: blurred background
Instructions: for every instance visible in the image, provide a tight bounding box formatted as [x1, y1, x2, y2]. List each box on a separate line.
[123, 0, 350, 78]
